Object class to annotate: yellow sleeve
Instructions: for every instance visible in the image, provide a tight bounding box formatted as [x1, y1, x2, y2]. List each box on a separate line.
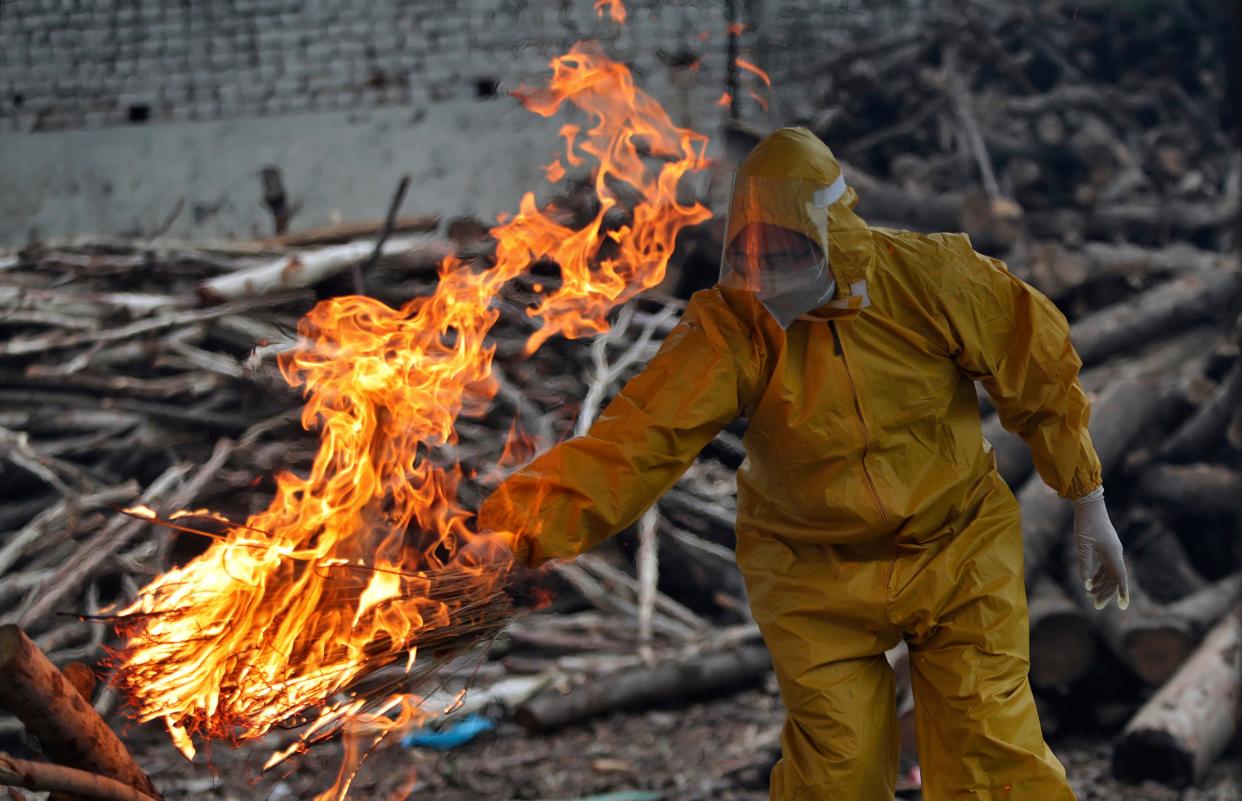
[477, 288, 760, 566]
[929, 234, 1102, 499]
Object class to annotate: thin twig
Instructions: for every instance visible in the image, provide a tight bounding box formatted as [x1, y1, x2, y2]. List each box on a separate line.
[355, 175, 412, 295]
[944, 47, 1000, 199]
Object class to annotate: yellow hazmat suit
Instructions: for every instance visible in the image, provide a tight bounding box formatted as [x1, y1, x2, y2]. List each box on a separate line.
[479, 127, 1099, 800]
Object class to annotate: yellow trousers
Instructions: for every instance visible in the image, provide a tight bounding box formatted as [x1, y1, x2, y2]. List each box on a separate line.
[740, 469, 1077, 801]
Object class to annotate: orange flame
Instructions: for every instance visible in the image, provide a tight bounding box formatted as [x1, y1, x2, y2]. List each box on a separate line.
[111, 40, 711, 800]
[544, 159, 566, 183]
[715, 91, 732, 108]
[476, 418, 542, 489]
[593, 0, 626, 23]
[735, 57, 771, 89]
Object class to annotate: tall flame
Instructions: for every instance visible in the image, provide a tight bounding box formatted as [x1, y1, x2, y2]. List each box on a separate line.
[111, 40, 711, 799]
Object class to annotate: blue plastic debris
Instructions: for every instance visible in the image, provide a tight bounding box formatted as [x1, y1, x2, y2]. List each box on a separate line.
[401, 714, 496, 750]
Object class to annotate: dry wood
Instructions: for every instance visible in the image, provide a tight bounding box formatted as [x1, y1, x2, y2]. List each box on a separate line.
[840, 97, 947, 162]
[1137, 463, 1242, 521]
[0, 286, 190, 318]
[553, 559, 697, 642]
[1112, 605, 1241, 787]
[25, 328, 204, 379]
[354, 175, 412, 294]
[504, 626, 634, 656]
[0, 370, 224, 401]
[840, 161, 963, 232]
[1124, 513, 1209, 603]
[657, 520, 749, 619]
[1079, 242, 1234, 281]
[0, 426, 103, 497]
[1157, 360, 1242, 462]
[513, 641, 771, 732]
[0, 494, 55, 529]
[0, 753, 160, 801]
[942, 48, 1000, 199]
[1015, 243, 1234, 302]
[1070, 269, 1242, 366]
[1087, 178, 1241, 236]
[575, 553, 707, 633]
[196, 238, 454, 303]
[10, 453, 211, 629]
[1083, 570, 1241, 686]
[0, 627, 161, 799]
[60, 663, 97, 704]
[0, 389, 265, 436]
[833, 162, 1020, 249]
[251, 214, 439, 248]
[1028, 575, 1095, 689]
[658, 487, 737, 543]
[1005, 83, 1159, 127]
[0, 291, 312, 357]
[0, 482, 138, 576]
[0, 409, 140, 434]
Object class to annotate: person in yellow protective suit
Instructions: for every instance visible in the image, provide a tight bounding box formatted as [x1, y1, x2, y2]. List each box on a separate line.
[477, 126, 1129, 800]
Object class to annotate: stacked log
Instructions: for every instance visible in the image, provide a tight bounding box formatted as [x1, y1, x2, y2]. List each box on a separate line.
[0, 626, 161, 800]
[1111, 606, 1241, 787]
[800, 1, 1237, 255]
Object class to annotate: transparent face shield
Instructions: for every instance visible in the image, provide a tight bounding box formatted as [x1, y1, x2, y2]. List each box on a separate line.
[719, 174, 847, 328]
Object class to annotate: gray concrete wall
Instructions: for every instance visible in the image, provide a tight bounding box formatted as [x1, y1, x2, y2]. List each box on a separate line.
[0, 0, 905, 246]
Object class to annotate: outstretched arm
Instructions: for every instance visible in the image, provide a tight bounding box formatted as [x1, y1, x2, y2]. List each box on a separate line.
[477, 288, 762, 567]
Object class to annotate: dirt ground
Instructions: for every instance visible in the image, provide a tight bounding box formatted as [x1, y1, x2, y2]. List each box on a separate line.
[121, 680, 1242, 801]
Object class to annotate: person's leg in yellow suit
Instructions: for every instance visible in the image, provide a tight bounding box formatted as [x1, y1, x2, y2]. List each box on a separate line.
[745, 471, 1076, 800]
[896, 472, 1076, 801]
[743, 531, 901, 800]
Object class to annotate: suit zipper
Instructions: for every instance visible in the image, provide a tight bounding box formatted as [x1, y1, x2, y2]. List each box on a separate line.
[828, 320, 893, 531]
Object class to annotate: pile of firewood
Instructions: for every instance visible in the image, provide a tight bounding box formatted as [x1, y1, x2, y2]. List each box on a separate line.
[1, 219, 1237, 794]
[798, 0, 1238, 255]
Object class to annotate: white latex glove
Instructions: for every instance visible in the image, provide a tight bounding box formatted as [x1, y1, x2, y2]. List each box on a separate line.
[1071, 486, 1129, 610]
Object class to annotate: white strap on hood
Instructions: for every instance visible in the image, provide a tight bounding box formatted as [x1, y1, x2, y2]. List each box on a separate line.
[812, 174, 848, 208]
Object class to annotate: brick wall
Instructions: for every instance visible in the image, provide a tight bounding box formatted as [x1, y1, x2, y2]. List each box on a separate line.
[0, 0, 913, 135]
[0, 0, 753, 134]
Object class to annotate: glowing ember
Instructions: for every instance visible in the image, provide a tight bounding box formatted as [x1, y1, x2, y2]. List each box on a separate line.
[734, 57, 771, 89]
[544, 159, 567, 183]
[594, 0, 626, 23]
[110, 39, 711, 800]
